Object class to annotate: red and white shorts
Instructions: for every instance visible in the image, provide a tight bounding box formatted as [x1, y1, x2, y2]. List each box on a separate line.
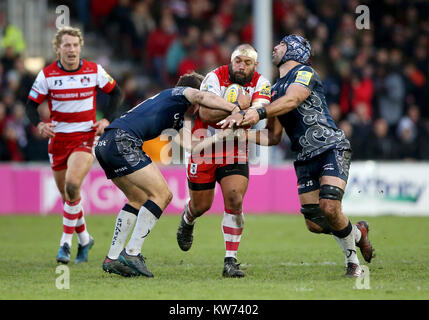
[48, 131, 95, 171]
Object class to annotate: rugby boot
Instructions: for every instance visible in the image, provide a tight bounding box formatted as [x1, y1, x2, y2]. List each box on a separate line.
[56, 242, 71, 264]
[222, 257, 245, 278]
[75, 236, 94, 264]
[176, 212, 194, 251]
[118, 249, 154, 277]
[355, 220, 375, 263]
[344, 262, 364, 278]
[102, 256, 138, 277]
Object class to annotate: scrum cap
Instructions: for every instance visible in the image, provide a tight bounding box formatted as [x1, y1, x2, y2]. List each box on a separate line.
[278, 35, 311, 66]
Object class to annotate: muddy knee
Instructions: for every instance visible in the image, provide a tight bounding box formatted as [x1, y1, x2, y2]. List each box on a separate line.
[65, 181, 81, 201]
[224, 189, 243, 213]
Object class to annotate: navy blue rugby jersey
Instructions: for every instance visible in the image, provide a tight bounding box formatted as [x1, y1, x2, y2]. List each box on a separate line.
[107, 87, 191, 141]
[271, 64, 351, 161]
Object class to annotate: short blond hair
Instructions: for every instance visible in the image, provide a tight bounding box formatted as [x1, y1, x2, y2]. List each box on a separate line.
[52, 26, 84, 59]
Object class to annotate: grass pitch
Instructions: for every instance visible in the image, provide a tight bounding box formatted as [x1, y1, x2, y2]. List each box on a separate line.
[0, 214, 428, 300]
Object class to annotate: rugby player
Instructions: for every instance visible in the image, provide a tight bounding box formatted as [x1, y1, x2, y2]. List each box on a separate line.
[176, 44, 271, 278]
[95, 73, 249, 277]
[222, 35, 374, 277]
[25, 26, 123, 264]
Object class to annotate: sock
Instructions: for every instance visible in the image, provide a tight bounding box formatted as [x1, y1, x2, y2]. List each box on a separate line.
[60, 199, 82, 247]
[75, 209, 90, 246]
[332, 221, 359, 265]
[222, 209, 245, 259]
[353, 224, 362, 244]
[125, 200, 163, 256]
[183, 200, 196, 225]
[107, 204, 138, 259]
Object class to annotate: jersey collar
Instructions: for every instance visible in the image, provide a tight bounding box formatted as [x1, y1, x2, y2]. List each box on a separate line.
[56, 59, 83, 72]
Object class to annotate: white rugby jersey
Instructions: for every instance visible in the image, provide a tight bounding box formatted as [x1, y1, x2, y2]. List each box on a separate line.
[28, 59, 116, 134]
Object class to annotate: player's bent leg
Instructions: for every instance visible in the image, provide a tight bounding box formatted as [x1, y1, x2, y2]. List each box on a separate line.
[188, 188, 215, 217]
[319, 176, 362, 277]
[115, 163, 171, 277]
[318, 176, 348, 230]
[301, 204, 332, 234]
[219, 174, 248, 278]
[125, 162, 172, 210]
[52, 169, 72, 263]
[110, 178, 148, 258]
[177, 188, 214, 252]
[65, 151, 94, 201]
[101, 176, 148, 276]
[298, 190, 332, 234]
[65, 151, 95, 263]
[52, 169, 67, 203]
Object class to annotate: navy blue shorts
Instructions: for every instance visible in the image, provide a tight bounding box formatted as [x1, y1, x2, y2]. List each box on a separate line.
[293, 148, 352, 194]
[95, 128, 152, 179]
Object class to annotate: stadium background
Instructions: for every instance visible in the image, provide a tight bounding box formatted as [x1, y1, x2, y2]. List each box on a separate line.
[0, 0, 429, 216]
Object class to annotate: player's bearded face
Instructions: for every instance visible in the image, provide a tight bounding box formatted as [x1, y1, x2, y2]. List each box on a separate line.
[57, 34, 81, 69]
[229, 56, 256, 86]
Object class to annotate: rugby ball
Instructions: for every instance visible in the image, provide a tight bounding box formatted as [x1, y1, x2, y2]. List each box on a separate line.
[223, 84, 243, 103]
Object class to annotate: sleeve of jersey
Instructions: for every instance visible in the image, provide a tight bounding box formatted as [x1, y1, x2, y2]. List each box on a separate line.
[252, 77, 272, 103]
[291, 66, 316, 91]
[200, 72, 221, 96]
[171, 86, 190, 104]
[28, 70, 48, 104]
[97, 64, 116, 93]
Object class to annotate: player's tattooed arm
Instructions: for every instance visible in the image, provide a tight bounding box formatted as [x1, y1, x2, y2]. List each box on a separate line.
[199, 90, 251, 123]
[184, 88, 240, 113]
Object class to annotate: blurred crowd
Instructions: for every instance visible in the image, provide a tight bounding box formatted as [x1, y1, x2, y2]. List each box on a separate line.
[1, 0, 429, 162]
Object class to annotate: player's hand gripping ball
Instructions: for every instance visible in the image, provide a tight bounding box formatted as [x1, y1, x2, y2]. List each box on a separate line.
[224, 83, 243, 103]
[224, 84, 251, 110]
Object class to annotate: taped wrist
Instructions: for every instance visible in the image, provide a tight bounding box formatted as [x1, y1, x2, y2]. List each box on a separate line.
[256, 107, 267, 120]
[231, 104, 240, 114]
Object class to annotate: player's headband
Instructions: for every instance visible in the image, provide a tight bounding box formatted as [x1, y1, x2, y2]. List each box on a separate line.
[231, 47, 258, 62]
